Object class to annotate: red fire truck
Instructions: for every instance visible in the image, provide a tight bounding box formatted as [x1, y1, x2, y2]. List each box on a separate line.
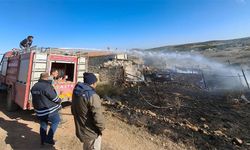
[0, 48, 88, 111]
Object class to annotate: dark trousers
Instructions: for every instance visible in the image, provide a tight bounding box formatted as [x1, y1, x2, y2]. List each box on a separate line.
[38, 112, 61, 144]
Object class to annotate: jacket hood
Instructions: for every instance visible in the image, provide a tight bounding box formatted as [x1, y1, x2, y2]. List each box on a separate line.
[73, 82, 95, 98]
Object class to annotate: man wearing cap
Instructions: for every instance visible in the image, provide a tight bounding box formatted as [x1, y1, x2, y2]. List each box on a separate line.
[71, 73, 105, 150]
[31, 73, 62, 146]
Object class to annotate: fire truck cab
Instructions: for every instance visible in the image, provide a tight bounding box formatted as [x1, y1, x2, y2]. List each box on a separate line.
[0, 48, 88, 111]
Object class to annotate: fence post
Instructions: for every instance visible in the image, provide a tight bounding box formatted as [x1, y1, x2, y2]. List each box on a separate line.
[201, 70, 207, 90]
[242, 69, 250, 89]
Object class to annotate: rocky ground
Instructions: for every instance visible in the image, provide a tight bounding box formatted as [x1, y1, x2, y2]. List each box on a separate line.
[0, 76, 250, 150]
[103, 81, 250, 150]
[0, 92, 184, 150]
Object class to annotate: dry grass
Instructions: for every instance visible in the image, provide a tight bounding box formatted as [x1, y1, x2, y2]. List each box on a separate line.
[96, 83, 124, 97]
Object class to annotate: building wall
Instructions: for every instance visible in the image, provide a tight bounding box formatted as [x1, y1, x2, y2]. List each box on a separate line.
[88, 55, 115, 67]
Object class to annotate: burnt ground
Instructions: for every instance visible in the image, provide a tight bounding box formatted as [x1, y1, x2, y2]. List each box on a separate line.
[0, 72, 250, 149]
[104, 81, 250, 150]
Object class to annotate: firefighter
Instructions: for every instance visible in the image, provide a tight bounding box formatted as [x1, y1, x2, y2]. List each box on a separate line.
[31, 73, 62, 146]
[19, 35, 34, 51]
[71, 73, 105, 150]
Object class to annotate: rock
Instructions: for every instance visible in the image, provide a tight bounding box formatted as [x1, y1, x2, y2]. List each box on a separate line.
[142, 110, 147, 114]
[200, 117, 206, 122]
[186, 124, 199, 132]
[135, 109, 141, 113]
[178, 122, 184, 127]
[163, 129, 171, 134]
[120, 105, 125, 109]
[163, 117, 173, 124]
[173, 93, 181, 96]
[221, 128, 227, 132]
[203, 124, 209, 129]
[115, 101, 122, 106]
[198, 128, 209, 135]
[231, 98, 240, 104]
[232, 137, 243, 146]
[214, 130, 227, 137]
[162, 142, 168, 147]
[106, 100, 112, 105]
[182, 119, 189, 124]
[241, 94, 250, 103]
[147, 110, 157, 117]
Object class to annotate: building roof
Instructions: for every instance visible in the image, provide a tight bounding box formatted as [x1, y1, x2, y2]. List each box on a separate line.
[86, 51, 114, 57]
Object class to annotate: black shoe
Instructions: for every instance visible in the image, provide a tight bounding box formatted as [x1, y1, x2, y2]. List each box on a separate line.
[45, 140, 56, 145]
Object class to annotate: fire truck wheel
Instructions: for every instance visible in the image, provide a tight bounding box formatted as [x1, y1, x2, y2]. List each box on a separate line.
[6, 87, 19, 111]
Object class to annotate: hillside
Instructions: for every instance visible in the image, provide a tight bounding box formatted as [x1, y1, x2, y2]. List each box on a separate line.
[146, 37, 250, 66]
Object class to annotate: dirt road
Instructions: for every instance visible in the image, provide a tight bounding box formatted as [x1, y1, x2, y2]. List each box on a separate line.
[0, 93, 184, 150]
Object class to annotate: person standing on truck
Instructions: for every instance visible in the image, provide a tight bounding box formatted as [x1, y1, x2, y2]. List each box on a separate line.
[31, 73, 61, 146]
[19, 35, 34, 51]
[71, 73, 105, 150]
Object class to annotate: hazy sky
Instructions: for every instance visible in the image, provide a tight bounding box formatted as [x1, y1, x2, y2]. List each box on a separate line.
[0, 0, 250, 52]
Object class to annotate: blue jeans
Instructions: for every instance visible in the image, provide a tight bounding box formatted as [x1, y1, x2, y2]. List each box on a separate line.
[38, 112, 61, 144]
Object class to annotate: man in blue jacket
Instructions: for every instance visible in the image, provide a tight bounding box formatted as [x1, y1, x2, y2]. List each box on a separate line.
[31, 73, 62, 146]
[71, 73, 105, 150]
[20, 35, 33, 49]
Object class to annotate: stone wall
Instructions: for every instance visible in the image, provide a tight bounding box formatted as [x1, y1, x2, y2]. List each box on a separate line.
[88, 55, 124, 84]
[89, 66, 124, 84]
[88, 55, 115, 67]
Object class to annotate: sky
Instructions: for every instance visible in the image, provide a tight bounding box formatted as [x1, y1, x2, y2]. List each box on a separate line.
[0, 0, 250, 53]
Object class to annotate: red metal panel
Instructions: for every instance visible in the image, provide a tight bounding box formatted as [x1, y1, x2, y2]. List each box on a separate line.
[15, 83, 27, 109]
[54, 82, 75, 101]
[23, 52, 35, 109]
[14, 52, 35, 110]
[49, 55, 77, 62]
[6, 55, 20, 84]
[3, 51, 13, 58]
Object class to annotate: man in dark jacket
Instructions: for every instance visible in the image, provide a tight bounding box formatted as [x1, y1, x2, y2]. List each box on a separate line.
[71, 73, 105, 150]
[20, 35, 33, 49]
[31, 73, 61, 145]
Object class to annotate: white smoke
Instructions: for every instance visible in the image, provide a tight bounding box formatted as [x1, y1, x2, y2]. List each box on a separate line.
[127, 50, 250, 90]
